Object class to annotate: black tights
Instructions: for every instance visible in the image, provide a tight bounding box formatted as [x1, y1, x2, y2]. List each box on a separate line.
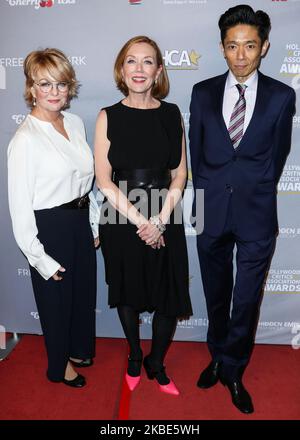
[117, 304, 177, 369]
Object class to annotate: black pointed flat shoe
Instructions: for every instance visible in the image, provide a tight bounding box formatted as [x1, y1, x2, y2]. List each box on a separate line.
[69, 358, 93, 368]
[62, 374, 86, 388]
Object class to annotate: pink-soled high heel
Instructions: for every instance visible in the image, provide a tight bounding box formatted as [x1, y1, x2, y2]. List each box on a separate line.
[158, 379, 180, 396]
[125, 356, 143, 391]
[125, 372, 141, 391]
[143, 355, 180, 396]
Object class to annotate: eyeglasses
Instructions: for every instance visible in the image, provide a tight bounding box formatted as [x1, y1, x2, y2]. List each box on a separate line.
[34, 81, 69, 93]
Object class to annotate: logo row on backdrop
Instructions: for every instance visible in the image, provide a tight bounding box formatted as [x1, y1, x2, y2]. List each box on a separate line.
[1, 43, 300, 91]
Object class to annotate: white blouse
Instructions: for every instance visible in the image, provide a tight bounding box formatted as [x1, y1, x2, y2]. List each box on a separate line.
[7, 111, 100, 281]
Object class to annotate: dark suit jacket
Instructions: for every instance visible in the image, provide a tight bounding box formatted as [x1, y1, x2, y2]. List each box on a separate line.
[189, 71, 296, 241]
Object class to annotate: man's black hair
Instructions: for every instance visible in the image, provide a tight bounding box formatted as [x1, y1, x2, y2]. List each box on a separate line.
[219, 4, 271, 44]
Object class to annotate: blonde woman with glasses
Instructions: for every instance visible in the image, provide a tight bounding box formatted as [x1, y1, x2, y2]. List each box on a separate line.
[8, 48, 99, 388]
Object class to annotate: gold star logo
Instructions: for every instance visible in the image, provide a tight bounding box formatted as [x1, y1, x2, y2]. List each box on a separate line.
[189, 50, 201, 66]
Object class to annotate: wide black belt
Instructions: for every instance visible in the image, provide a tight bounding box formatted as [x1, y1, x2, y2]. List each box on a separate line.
[113, 168, 171, 190]
[57, 193, 90, 210]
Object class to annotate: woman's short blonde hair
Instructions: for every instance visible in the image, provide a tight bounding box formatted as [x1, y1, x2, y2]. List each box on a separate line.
[114, 36, 169, 99]
[23, 48, 79, 108]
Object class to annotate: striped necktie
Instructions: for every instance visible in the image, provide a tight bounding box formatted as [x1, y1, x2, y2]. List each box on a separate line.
[228, 84, 247, 149]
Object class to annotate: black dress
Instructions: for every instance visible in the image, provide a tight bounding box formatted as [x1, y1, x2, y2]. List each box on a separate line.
[100, 100, 192, 318]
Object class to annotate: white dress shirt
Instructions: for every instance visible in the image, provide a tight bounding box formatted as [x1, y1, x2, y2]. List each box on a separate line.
[8, 111, 100, 280]
[222, 70, 258, 132]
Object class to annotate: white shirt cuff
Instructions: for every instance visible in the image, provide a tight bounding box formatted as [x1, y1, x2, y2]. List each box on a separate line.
[31, 255, 61, 281]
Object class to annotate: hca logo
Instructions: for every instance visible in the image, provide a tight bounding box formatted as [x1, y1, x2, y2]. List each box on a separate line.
[129, 0, 142, 4]
[163, 50, 200, 70]
[0, 65, 6, 90]
[40, 0, 53, 6]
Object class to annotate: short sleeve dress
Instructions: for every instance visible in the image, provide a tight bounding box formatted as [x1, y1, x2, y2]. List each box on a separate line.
[100, 101, 192, 318]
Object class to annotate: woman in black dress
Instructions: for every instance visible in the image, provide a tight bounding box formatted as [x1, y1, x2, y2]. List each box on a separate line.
[95, 36, 192, 395]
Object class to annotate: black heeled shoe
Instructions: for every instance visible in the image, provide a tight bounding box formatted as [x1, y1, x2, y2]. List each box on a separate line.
[62, 373, 86, 388]
[69, 358, 93, 368]
[143, 355, 179, 396]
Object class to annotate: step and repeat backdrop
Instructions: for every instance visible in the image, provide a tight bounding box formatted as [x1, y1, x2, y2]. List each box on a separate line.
[0, 0, 299, 345]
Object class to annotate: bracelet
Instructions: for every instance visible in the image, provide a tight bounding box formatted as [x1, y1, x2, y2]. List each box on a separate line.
[149, 215, 166, 234]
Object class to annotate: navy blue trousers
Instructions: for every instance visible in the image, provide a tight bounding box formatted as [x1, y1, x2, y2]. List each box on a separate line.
[30, 207, 97, 381]
[197, 199, 276, 380]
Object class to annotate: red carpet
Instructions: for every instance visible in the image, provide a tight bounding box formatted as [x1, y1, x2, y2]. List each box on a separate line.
[128, 341, 300, 420]
[0, 335, 127, 420]
[0, 336, 299, 420]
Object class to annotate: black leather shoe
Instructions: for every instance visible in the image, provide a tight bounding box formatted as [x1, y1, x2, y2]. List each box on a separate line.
[221, 379, 254, 414]
[62, 374, 86, 388]
[197, 361, 220, 389]
[69, 358, 93, 368]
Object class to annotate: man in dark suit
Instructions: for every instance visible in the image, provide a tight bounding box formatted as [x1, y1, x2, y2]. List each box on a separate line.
[189, 5, 295, 414]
